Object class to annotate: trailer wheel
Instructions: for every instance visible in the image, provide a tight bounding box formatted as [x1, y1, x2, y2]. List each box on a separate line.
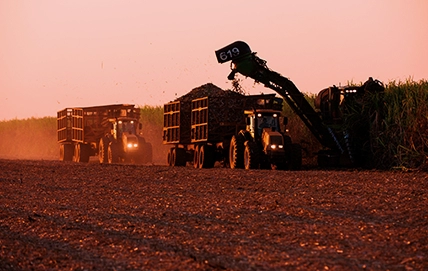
[81, 144, 91, 163]
[170, 148, 186, 167]
[244, 141, 259, 170]
[199, 144, 215, 168]
[193, 145, 200, 168]
[229, 135, 245, 169]
[98, 137, 109, 164]
[167, 148, 172, 166]
[171, 148, 177, 166]
[174, 148, 187, 166]
[73, 143, 90, 163]
[73, 143, 80, 162]
[60, 144, 73, 161]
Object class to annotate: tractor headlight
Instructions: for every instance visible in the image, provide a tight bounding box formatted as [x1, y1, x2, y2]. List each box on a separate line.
[270, 144, 283, 150]
[127, 143, 138, 148]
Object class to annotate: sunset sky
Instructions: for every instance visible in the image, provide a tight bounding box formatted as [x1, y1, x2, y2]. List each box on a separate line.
[1, 0, 427, 120]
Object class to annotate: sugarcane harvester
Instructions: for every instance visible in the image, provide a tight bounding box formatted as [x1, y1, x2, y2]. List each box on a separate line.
[215, 41, 384, 167]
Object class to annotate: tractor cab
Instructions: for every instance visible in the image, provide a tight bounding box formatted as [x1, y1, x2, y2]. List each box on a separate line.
[116, 118, 139, 136]
[111, 117, 142, 153]
[245, 109, 281, 137]
[245, 109, 286, 154]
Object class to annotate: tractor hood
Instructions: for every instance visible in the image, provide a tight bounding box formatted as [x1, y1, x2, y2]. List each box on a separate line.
[261, 129, 284, 152]
[122, 132, 139, 153]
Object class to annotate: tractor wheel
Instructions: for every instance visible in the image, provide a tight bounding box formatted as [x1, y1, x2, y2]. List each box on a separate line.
[98, 137, 109, 164]
[317, 150, 340, 168]
[229, 135, 245, 169]
[108, 143, 119, 164]
[199, 144, 215, 168]
[289, 143, 302, 170]
[60, 144, 74, 161]
[144, 143, 153, 163]
[244, 141, 259, 170]
[135, 142, 153, 164]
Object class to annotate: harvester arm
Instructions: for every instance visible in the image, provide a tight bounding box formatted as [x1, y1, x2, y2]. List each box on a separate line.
[215, 41, 336, 149]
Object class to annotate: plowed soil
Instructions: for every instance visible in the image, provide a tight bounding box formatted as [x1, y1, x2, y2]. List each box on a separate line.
[0, 159, 427, 270]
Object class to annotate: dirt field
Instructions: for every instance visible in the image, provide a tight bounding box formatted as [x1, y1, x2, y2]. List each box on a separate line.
[0, 159, 427, 270]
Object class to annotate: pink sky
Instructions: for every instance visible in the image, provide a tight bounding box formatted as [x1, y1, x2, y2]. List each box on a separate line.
[1, 0, 427, 120]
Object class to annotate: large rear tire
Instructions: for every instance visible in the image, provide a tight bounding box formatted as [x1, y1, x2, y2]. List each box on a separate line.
[289, 143, 302, 170]
[317, 150, 340, 168]
[229, 135, 244, 169]
[244, 141, 259, 170]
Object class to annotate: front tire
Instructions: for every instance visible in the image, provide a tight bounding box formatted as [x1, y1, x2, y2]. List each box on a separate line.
[99, 137, 109, 164]
[244, 141, 259, 170]
[135, 142, 153, 164]
[108, 143, 119, 164]
[229, 135, 245, 169]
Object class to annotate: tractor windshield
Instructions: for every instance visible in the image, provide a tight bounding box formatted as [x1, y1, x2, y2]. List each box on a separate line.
[256, 114, 279, 136]
[258, 115, 278, 131]
[118, 120, 137, 135]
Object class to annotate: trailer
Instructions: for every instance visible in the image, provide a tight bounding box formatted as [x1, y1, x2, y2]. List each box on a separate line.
[163, 84, 302, 169]
[57, 104, 152, 164]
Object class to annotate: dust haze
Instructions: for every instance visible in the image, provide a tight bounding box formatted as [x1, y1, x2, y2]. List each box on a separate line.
[0, 118, 169, 165]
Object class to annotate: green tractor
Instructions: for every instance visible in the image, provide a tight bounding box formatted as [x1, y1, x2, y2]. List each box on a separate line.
[230, 107, 302, 170]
